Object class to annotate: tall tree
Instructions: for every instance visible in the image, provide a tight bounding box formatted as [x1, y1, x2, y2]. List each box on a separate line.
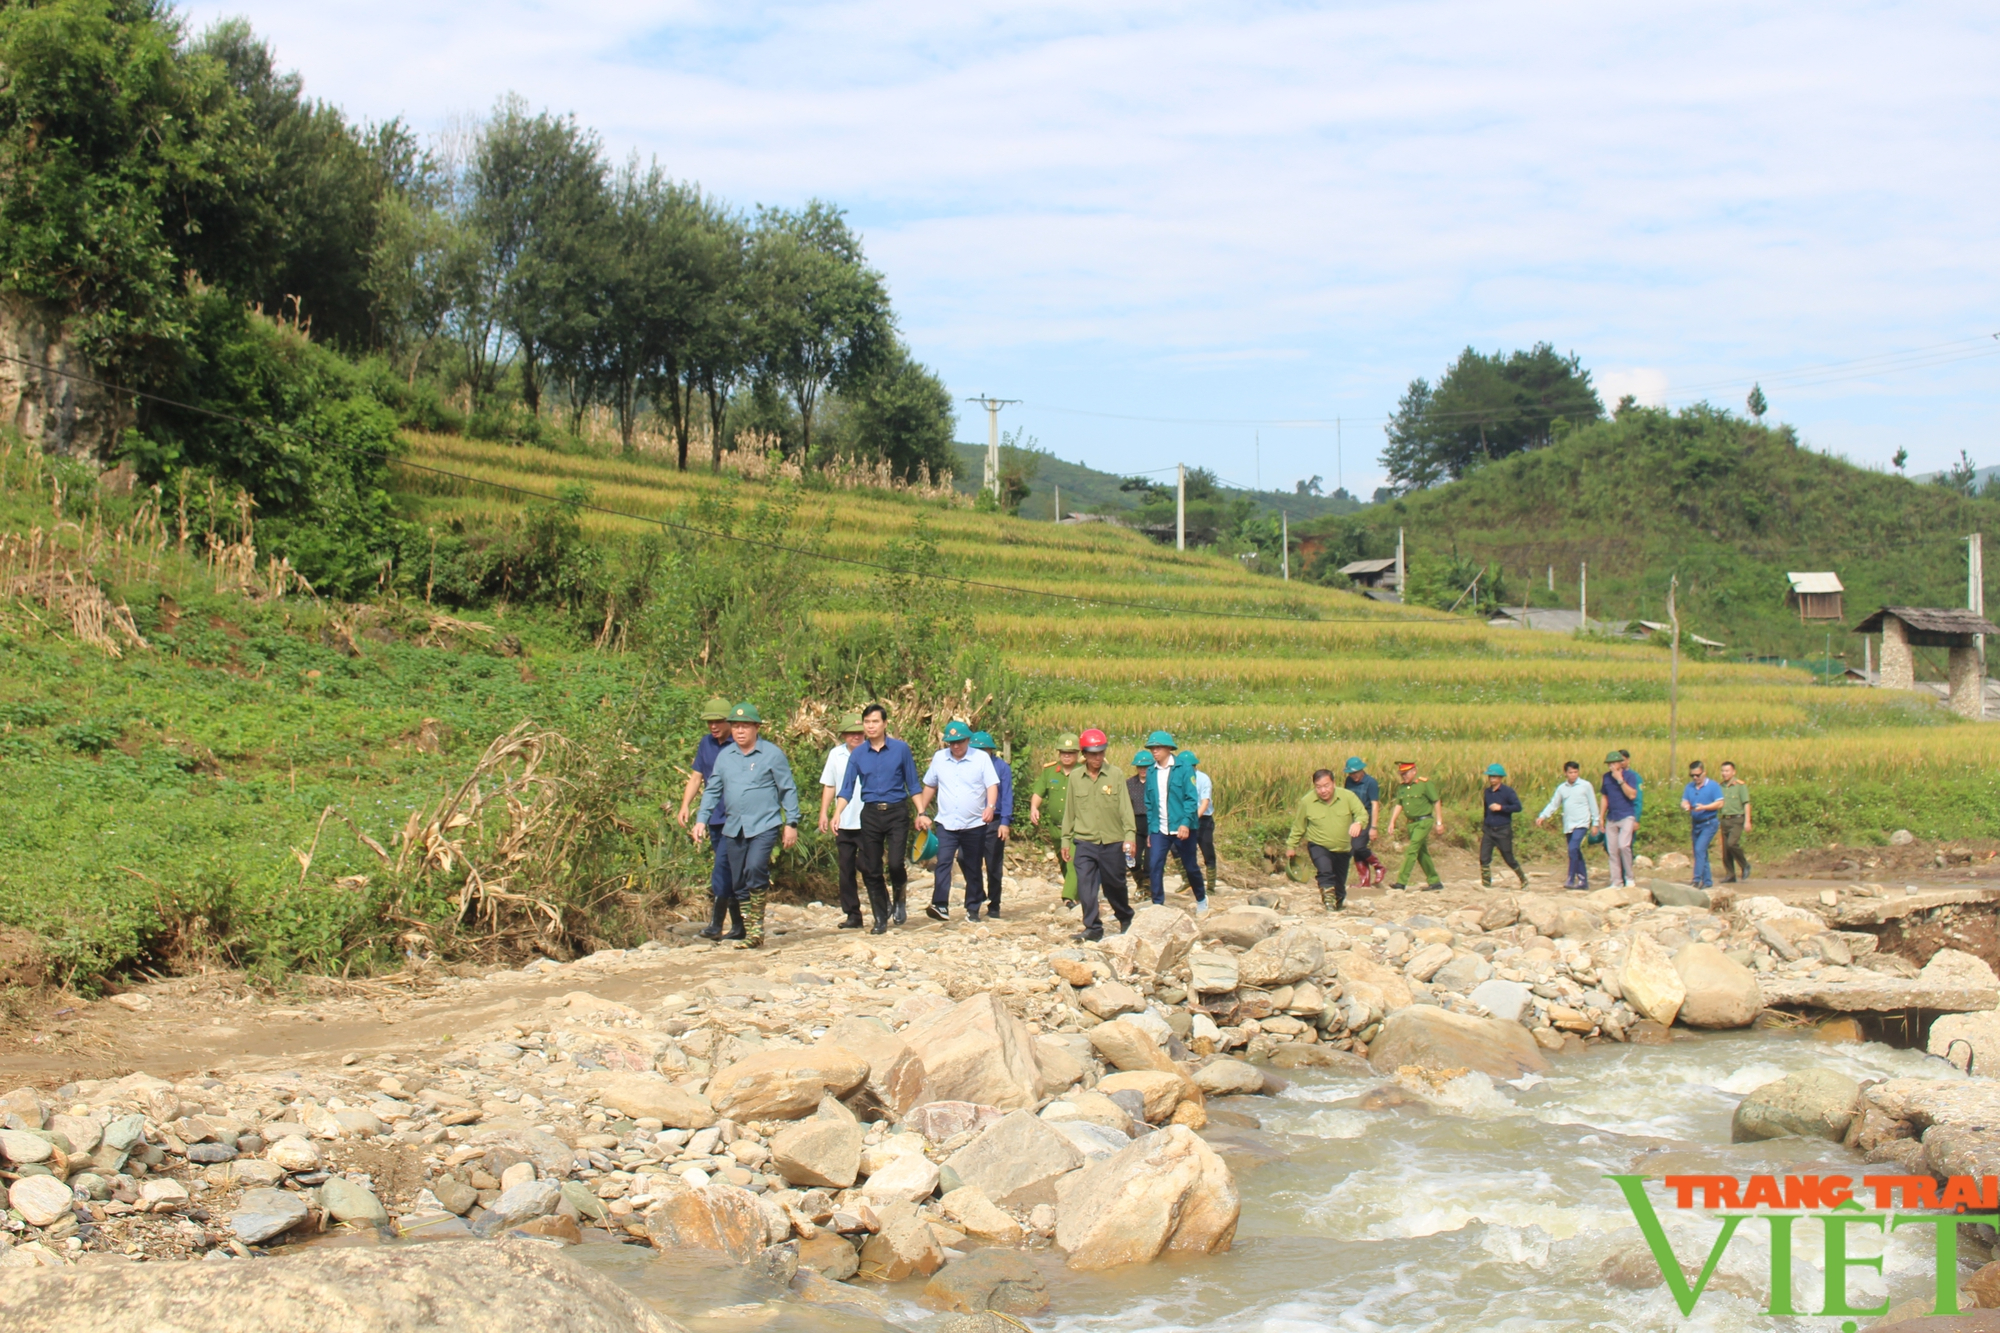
[1381, 344, 1603, 490]
[841, 342, 956, 481]
[751, 202, 891, 459]
[473, 98, 607, 415]
[688, 208, 754, 470]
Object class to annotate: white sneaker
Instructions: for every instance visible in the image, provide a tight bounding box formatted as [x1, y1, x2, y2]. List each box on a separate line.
[1194, 899, 1210, 917]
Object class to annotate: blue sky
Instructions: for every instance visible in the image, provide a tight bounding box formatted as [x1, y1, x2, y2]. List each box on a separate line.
[179, 1, 1999, 496]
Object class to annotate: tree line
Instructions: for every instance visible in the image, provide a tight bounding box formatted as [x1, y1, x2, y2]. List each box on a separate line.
[0, 1, 956, 481]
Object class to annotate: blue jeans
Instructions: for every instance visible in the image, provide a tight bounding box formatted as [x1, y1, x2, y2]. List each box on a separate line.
[1565, 826, 1589, 888]
[707, 823, 730, 899]
[721, 827, 780, 903]
[1691, 819, 1718, 888]
[932, 823, 991, 914]
[1147, 830, 1206, 905]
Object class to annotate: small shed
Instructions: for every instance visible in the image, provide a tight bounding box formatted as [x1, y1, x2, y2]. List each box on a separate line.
[1339, 557, 1400, 591]
[1786, 572, 1845, 622]
[1852, 606, 2000, 720]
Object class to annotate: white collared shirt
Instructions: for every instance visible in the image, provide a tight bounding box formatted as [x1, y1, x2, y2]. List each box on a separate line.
[820, 742, 863, 831]
[924, 746, 999, 831]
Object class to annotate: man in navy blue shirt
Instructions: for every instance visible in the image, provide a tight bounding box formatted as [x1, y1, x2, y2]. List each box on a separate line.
[835, 703, 921, 932]
[675, 696, 736, 939]
[1344, 758, 1385, 887]
[973, 732, 1013, 919]
[1599, 750, 1643, 889]
[1479, 764, 1527, 889]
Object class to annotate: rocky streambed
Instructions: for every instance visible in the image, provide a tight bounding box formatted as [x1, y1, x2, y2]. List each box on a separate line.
[5, 875, 2000, 1331]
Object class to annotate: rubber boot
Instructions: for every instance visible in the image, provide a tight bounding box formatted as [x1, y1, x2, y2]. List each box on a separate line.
[1480, 868, 1493, 888]
[723, 899, 746, 940]
[892, 884, 907, 925]
[1516, 869, 1530, 889]
[743, 890, 767, 948]
[867, 885, 891, 935]
[698, 897, 727, 939]
[1319, 887, 1340, 912]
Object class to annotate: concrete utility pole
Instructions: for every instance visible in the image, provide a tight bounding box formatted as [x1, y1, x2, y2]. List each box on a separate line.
[1970, 533, 1985, 683]
[1668, 575, 1681, 778]
[965, 395, 1018, 499]
[1176, 465, 1186, 551]
[1053, 485, 1060, 523]
[1281, 510, 1290, 581]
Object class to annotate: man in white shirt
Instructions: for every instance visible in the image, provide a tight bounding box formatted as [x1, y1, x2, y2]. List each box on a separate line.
[1193, 763, 1217, 886]
[817, 711, 867, 929]
[915, 720, 999, 922]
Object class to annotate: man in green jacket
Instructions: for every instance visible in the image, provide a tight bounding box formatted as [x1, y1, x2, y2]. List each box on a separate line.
[1287, 768, 1369, 910]
[1718, 760, 1753, 883]
[1031, 734, 1081, 906]
[1384, 759, 1445, 892]
[1059, 728, 1136, 942]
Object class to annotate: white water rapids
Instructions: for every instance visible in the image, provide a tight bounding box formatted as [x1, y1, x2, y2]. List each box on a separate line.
[570, 1032, 1967, 1332]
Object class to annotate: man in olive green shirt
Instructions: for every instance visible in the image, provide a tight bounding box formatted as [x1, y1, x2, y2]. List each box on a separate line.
[1287, 768, 1369, 910]
[1060, 728, 1136, 942]
[1718, 760, 1752, 883]
[1384, 759, 1445, 892]
[1031, 735, 1082, 905]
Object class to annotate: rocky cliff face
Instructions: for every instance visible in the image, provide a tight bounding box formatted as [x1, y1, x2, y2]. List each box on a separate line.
[0, 299, 127, 461]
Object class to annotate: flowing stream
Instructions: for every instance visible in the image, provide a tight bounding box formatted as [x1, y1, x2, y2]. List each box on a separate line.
[571, 1032, 1965, 1333]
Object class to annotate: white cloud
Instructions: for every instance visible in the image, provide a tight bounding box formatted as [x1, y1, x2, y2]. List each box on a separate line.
[1596, 369, 1671, 411]
[176, 0, 2000, 481]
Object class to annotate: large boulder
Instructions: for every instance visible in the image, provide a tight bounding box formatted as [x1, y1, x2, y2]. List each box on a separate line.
[1671, 943, 1761, 1029]
[858, 1209, 945, 1281]
[644, 1182, 770, 1262]
[1328, 951, 1413, 1010]
[1617, 932, 1686, 1028]
[944, 1109, 1083, 1209]
[1096, 1071, 1186, 1124]
[1237, 928, 1325, 989]
[705, 1048, 869, 1121]
[902, 993, 1045, 1111]
[0, 1237, 684, 1332]
[1923, 1125, 2000, 1180]
[920, 1249, 1049, 1315]
[1087, 1019, 1177, 1073]
[590, 1074, 716, 1129]
[1203, 908, 1280, 950]
[1192, 1058, 1265, 1097]
[817, 1017, 928, 1120]
[230, 1187, 310, 1244]
[1053, 1125, 1238, 1270]
[1032, 1038, 1089, 1095]
[1366, 1006, 1551, 1079]
[1099, 905, 1199, 975]
[1466, 978, 1534, 1024]
[1647, 880, 1711, 908]
[1077, 981, 1146, 1020]
[1929, 1011, 2000, 1076]
[769, 1098, 864, 1189]
[1731, 1069, 1862, 1143]
[1188, 951, 1240, 995]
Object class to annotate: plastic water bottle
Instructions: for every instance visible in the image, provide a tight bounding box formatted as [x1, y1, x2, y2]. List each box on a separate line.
[1124, 848, 1136, 869]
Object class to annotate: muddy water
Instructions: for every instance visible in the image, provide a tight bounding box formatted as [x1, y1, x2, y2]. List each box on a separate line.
[575, 1033, 1964, 1333]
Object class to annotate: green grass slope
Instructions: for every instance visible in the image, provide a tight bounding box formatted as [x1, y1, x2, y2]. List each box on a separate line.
[1331, 406, 2000, 662]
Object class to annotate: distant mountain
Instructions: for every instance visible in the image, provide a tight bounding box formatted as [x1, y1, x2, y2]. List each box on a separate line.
[948, 444, 1363, 524]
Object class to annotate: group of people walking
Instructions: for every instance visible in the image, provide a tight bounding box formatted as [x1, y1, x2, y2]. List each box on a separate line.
[1282, 750, 1754, 911]
[675, 694, 1758, 945]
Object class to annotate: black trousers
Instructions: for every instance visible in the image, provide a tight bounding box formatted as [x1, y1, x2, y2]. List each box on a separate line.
[857, 801, 909, 920]
[835, 828, 862, 919]
[981, 828, 1006, 909]
[1196, 814, 1217, 875]
[1073, 839, 1133, 937]
[1480, 824, 1523, 874]
[1306, 842, 1350, 900]
[1129, 826, 1151, 892]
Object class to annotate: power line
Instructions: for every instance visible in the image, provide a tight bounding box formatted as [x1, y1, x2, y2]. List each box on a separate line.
[0, 350, 1449, 628]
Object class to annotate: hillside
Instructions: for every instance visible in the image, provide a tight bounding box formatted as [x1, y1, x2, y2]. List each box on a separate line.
[1305, 405, 2000, 663]
[4, 428, 1998, 996]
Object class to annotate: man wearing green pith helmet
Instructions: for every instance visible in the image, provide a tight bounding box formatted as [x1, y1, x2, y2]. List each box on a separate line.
[1031, 734, 1082, 907]
[693, 702, 799, 948]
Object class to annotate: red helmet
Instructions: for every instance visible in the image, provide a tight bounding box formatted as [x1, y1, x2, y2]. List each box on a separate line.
[1078, 728, 1109, 751]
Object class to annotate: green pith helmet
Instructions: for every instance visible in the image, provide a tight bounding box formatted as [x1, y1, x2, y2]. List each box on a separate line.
[838, 711, 865, 734]
[971, 730, 998, 752]
[1604, 750, 1624, 764]
[941, 720, 973, 743]
[1145, 730, 1178, 749]
[1486, 763, 1507, 777]
[1132, 751, 1155, 768]
[728, 702, 763, 724]
[700, 696, 732, 721]
[1345, 756, 1366, 772]
[1056, 733, 1080, 753]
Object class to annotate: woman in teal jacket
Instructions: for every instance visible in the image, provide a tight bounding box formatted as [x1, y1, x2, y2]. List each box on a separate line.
[1139, 731, 1209, 914]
